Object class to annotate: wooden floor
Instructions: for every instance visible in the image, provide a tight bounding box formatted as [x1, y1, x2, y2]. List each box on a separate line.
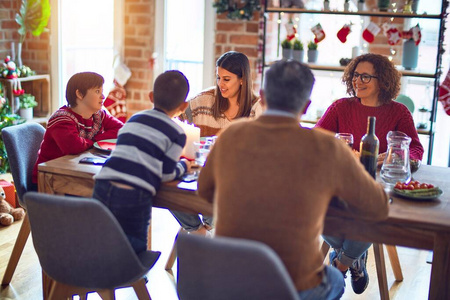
[1, 208, 432, 300]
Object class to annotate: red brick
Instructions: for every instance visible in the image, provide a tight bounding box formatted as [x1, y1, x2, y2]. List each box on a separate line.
[26, 41, 48, 50]
[246, 22, 259, 33]
[136, 26, 151, 36]
[1, 20, 18, 29]
[125, 26, 136, 35]
[216, 33, 227, 44]
[127, 59, 148, 69]
[126, 80, 149, 90]
[125, 48, 142, 57]
[234, 46, 258, 58]
[216, 21, 245, 32]
[128, 4, 151, 14]
[131, 15, 151, 25]
[125, 37, 147, 47]
[229, 34, 259, 45]
[0, 1, 12, 9]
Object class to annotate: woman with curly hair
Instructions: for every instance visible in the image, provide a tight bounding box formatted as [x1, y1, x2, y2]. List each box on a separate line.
[316, 53, 423, 295]
[317, 53, 423, 160]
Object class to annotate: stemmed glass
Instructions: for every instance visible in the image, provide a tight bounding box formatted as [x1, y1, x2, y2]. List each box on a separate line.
[335, 133, 354, 148]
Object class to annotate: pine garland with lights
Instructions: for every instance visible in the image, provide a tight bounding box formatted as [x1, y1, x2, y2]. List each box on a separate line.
[213, 0, 261, 21]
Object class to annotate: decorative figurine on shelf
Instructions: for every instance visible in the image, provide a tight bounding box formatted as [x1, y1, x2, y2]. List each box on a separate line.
[281, 0, 304, 8]
[323, 0, 330, 11]
[344, 0, 350, 11]
[2, 56, 18, 79]
[358, 0, 365, 11]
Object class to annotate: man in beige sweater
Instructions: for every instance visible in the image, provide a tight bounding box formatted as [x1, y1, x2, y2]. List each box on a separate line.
[197, 60, 389, 299]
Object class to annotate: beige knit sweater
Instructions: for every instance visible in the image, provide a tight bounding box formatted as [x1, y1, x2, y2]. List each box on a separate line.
[180, 87, 263, 137]
[198, 115, 389, 291]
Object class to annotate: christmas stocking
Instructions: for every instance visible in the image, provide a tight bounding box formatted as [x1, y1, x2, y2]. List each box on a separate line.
[104, 81, 128, 123]
[285, 19, 297, 41]
[439, 68, 450, 116]
[411, 24, 422, 45]
[337, 24, 352, 43]
[311, 23, 326, 43]
[362, 22, 381, 43]
[382, 23, 402, 45]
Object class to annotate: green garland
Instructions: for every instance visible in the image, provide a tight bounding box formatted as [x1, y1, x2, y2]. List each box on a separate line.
[213, 0, 261, 21]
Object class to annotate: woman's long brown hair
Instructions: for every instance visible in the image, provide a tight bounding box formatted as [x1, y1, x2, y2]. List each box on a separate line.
[212, 51, 257, 119]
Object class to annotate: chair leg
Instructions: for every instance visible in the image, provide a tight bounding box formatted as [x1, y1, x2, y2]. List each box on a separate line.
[321, 240, 331, 263]
[131, 278, 151, 300]
[373, 243, 390, 300]
[385, 245, 403, 281]
[48, 281, 70, 300]
[97, 289, 116, 300]
[165, 228, 182, 270]
[1, 214, 31, 285]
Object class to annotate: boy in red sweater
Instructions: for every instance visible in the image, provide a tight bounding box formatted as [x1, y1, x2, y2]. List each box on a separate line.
[32, 72, 123, 184]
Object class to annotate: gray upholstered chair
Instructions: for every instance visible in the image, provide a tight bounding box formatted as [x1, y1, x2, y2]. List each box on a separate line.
[24, 192, 161, 300]
[1, 122, 45, 285]
[176, 233, 300, 300]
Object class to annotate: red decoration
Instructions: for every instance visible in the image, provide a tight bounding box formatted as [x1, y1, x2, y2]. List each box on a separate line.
[438, 68, 450, 116]
[311, 23, 325, 43]
[103, 81, 127, 123]
[337, 24, 352, 43]
[362, 22, 381, 43]
[382, 23, 402, 45]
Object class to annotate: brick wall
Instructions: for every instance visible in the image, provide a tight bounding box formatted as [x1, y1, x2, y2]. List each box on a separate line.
[123, 0, 155, 117]
[0, 0, 50, 75]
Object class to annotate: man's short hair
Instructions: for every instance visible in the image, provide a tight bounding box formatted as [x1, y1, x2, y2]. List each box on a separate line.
[66, 72, 104, 107]
[153, 70, 190, 111]
[263, 60, 315, 114]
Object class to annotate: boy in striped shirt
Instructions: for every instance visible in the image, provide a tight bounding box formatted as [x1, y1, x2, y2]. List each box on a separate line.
[93, 70, 192, 253]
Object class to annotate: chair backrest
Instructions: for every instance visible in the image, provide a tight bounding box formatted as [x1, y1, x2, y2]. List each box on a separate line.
[395, 94, 415, 113]
[177, 233, 300, 300]
[1, 122, 45, 206]
[24, 192, 160, 290]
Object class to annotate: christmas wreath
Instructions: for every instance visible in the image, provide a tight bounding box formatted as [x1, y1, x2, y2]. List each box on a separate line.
[213, 0, 261, 21]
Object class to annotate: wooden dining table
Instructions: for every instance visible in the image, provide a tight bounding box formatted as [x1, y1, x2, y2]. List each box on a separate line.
[38, 149, 450, 300]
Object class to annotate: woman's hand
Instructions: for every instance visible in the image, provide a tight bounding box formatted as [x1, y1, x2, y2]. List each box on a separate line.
[377, 152, 387, 167]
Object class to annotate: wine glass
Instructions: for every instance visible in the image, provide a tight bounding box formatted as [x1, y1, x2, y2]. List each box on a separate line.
[335, 133, 354, 149]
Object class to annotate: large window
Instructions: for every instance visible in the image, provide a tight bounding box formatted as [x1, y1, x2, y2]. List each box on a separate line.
[155, 0, 215, 99]
[58, 0, 116, 106]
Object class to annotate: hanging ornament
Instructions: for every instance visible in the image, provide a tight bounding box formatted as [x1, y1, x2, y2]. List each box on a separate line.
[362, 22, 381, 43]
[438, 69, 450, 116]
[337, 23, 352, 43]
[382, 23, 402, 45]
[402, 24, 422, 45]
[311, 23, 326, 44]
[285, 18, 297, 41]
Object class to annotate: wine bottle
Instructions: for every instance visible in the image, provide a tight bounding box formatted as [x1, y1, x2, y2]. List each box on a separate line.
[360, 116, 379, 179]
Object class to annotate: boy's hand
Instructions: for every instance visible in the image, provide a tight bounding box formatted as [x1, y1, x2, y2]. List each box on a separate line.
[180, 159, 193, 173]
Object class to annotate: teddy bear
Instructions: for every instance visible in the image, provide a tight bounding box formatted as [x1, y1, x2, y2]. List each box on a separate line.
[0, 186, 25, 226]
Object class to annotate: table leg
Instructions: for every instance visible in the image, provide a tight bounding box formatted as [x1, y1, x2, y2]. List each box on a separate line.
[429, 233, 450, 300]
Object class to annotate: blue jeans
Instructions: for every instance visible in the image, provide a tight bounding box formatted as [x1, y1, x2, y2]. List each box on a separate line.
[323, 235, 372, 267]
[93, 180, 153, 254]
[298, 265, 345, 300]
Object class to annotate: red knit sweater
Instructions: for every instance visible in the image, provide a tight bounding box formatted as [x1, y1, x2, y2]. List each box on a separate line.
[32, 106, 123, 183]
[316, 97, 424, 160]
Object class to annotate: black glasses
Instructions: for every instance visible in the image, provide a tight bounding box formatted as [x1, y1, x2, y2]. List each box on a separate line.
[352, 72, 378, 83]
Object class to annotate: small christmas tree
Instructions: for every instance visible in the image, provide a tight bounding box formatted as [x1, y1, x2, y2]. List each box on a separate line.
[0, 82, 26, 173]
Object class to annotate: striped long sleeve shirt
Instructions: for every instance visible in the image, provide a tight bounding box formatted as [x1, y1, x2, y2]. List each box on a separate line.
[95, 108, 187, 196]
